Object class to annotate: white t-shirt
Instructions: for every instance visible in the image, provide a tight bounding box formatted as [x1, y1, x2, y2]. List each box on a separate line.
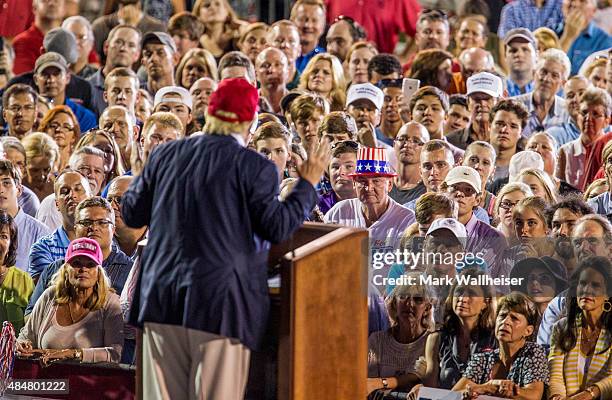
[324, 197, 415, 293]
[36, 194, 62, 232]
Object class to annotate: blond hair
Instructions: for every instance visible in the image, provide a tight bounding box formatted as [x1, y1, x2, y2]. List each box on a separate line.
[298, 53, 346, 111]
[533, 27, 560, 51]
[52, 262, 113, 311]
[142, 112, 184, 139]
[202, 115, 252, 136]
[21, 132, 59, 168]
[175, 48, 219, 86]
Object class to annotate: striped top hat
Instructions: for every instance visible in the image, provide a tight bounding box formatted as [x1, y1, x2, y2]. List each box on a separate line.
[350, 147, 396, 177]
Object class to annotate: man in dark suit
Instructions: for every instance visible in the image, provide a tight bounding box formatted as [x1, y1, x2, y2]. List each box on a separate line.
[121, 78, 329, 400]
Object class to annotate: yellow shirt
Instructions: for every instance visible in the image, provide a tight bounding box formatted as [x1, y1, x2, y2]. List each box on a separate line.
[0, 267, 34, 335]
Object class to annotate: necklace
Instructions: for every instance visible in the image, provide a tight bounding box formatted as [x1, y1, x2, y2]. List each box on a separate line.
[67, 304, 87, 325]
[582, 326, 601, 345]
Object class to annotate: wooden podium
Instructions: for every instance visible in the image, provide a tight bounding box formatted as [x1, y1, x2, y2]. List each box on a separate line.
[258, 222, 369, 400]
[128, 223, 368, 400]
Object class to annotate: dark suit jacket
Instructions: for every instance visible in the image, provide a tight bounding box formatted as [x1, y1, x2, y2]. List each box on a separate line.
[121, 134, 318, 350]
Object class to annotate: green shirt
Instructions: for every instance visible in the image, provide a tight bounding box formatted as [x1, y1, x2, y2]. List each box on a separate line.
[0, 266, 34, 335]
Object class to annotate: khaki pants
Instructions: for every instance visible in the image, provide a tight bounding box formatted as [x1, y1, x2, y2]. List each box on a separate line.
[142, 322, 251, 400]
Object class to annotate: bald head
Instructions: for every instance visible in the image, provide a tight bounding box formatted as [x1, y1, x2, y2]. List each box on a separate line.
[395, 121, 430, 164]
[459, 48, 494, 78]
[256, 47, 287, 67]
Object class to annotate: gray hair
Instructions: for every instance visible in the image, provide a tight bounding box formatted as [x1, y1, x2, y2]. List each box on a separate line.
[580, 86, 612, 117]
[62, 16, 94, 41]
[536, 48, 571, 80]
[68, 146, 105, 169]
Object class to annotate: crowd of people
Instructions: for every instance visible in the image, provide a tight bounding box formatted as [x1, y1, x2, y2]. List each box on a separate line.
[0, 0, 611, 399]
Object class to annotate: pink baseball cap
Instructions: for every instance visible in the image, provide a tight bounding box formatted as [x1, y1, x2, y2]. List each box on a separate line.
[65, 238, 103, 266]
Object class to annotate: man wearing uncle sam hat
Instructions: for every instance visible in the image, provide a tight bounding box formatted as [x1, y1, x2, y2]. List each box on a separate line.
[325, 147, 415, 292]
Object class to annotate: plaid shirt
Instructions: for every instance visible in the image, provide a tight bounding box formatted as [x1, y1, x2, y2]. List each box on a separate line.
[498, 0, 564, 39]
[511, 92, 570, 139]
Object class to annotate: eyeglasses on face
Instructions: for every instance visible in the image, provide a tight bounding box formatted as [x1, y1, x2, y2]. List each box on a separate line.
[76, 219, 114, 229]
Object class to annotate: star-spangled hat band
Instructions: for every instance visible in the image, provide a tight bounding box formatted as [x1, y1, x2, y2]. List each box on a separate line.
[349, 147, 397, 178]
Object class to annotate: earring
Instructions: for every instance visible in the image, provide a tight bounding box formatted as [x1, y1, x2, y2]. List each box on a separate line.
[603, 300, 612, 313]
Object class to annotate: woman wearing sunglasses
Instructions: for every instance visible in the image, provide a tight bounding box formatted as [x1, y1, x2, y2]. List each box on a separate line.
[16, 238, 123, 365]
[367, 271, 435, 396]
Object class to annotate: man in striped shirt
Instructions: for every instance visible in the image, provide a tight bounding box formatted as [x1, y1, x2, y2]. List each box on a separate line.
[27, 170, 92, 282]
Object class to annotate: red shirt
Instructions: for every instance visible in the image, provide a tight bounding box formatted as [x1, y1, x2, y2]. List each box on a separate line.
[325, 0, 421, 54]
[12, 24, 44, 75]
[0, 0, 33, 38]
[583, 131, 612, 190]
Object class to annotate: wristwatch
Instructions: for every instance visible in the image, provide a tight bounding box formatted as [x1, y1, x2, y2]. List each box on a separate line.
[73, 349, 83, 362]
[381, 378, 388, 390]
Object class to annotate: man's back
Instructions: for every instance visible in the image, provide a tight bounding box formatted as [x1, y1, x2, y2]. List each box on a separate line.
[122, 134, 317, 350]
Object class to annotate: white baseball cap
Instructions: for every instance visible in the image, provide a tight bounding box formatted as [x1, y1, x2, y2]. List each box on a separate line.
[154, 86, 193, 110]
[346, 83, 384, 111]
[467, 72, 503, 98]
[508, 151, 544, 181]
[444, 166, 482, 193]
[426, 218, 468, 248]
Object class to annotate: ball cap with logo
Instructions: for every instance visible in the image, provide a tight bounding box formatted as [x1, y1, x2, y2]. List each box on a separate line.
[444, 166, 482, 193]
[426, 218, 468, 248]
[346, 83, 384, 111]
[66, 238, 103, 266]
[349, 147, 397, 177]
[207, 78, 259, 123]
[467, 72, 503, 98]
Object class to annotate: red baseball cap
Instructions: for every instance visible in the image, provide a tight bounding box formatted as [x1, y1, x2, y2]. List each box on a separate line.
[207, 78, 258, 123]
[66, 238, 103, 266]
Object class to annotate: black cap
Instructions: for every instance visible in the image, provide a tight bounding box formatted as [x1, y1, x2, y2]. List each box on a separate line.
[510, 256, 568, 293]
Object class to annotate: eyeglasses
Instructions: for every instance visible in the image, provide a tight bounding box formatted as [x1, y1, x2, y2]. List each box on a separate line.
[499, 200, 520, 211]
[395, 136, 424, 147]
[107, 195, 122, 206]
[76, 219, 114, 229]
[7, 105, 35, 113]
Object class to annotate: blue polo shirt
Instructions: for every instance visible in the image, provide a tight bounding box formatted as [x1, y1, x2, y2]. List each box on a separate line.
[563, 22, 612, 76]
[65, 97, 97, 132]
[295, 46, 326, 74]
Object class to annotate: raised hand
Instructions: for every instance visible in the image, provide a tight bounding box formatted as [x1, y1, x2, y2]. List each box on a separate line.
[297, 137, 331, 187]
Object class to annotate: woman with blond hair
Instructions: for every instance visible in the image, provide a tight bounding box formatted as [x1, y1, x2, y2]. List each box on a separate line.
[238, 22, 269, 66]
[367, 271, 436, 395]
[16, 238, 123, 365]
[299, 53, 346, 111]
[175, 48, 218, 90]
[533, 27, 561, 52]
[514, 168, 558, 205]
[21, 132, 60, 201]
[193, 0, 247, 60]
[493, 182, 534, 239]
[583, 58, 608, 90]
[39, 106, 80, 171]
